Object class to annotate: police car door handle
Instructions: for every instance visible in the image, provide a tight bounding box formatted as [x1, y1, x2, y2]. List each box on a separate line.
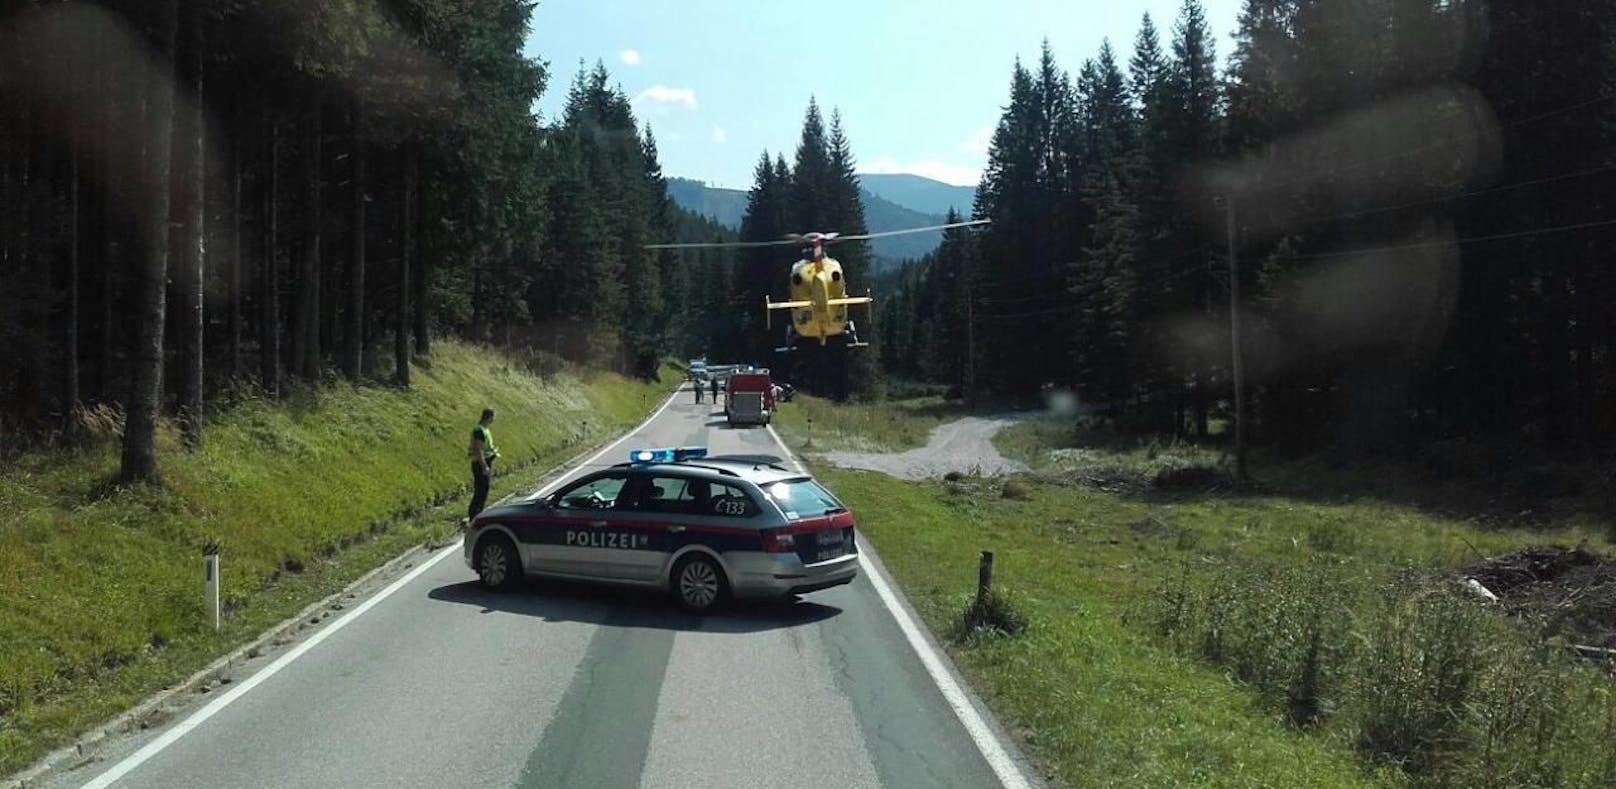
[588, 520, 608, 528]
[666, 524, 686, 533]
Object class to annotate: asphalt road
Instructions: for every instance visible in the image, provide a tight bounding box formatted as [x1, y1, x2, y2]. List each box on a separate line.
[51, 385, 1036, 789]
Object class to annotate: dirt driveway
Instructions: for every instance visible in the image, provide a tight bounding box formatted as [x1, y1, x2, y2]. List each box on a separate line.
[820, 415, 1029, 480]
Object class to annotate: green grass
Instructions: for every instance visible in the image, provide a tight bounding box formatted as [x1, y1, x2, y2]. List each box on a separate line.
[0, 342, 671, 775]
[783, 400, 1616, 788]
[995, 417, 1227, 480]
[823, 468, 1389, 788]
[771, 393, 963, 453]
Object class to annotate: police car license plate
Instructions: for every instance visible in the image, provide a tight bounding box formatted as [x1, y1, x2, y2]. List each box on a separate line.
[813, 530, 846, 562]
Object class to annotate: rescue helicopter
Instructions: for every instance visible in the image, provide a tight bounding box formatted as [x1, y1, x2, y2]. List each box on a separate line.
[646, 219, 990, 354]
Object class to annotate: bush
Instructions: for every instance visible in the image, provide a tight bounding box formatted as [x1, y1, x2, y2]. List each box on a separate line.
[1147, 563, 1616, 787]
[1193, 563, 1357, 725]
[952, 586, 1031, 641]
[517, 349, 568, 381]
[1153, 464, 1229, 491]
[1353, 588, 1490, 778]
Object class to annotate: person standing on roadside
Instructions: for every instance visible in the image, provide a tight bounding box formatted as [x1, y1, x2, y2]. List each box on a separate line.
[467, 408, 499, 522]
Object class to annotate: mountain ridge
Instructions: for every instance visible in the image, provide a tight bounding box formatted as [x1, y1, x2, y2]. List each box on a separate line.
[666, 176, 955, 263]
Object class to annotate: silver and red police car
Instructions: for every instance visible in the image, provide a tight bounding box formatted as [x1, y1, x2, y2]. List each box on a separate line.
[462, 447, 859, 611]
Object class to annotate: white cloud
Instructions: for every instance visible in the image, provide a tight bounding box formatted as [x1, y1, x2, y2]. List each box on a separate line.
[620, 49, 641, 66]
[961, 125, 994, 156]
[632, 85, 697, 112]
[666, 131, 685, 143]
[710, 125, 728, 144]
[862, 158, 982, 187]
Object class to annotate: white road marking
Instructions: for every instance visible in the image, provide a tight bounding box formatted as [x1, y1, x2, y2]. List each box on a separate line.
[80, 389, 683, 789]
[765, 424, 1034, 789]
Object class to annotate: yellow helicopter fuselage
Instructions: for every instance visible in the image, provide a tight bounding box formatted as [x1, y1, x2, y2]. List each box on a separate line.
[765, 255, 873, 346]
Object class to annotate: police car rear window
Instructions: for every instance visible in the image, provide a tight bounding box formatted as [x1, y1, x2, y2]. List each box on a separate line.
[765, 479, 844, 519]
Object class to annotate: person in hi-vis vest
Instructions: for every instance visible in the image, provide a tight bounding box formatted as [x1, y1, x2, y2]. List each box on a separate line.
[467, 408, 499, 521]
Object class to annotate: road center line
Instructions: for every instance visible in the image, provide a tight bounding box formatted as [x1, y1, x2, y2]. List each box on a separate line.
[764, 424, 1033, 789]
[81, 389, 682, 789]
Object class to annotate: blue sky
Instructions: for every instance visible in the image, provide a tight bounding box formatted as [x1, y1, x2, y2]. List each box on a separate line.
[525, 1, 1242, 189]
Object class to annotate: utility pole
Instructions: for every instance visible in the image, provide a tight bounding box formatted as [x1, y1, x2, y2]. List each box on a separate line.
[1220, 196, 1248, 480]
[964, 268, 976, 406]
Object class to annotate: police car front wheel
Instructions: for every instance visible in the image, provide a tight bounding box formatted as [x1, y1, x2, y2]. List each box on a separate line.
[477, 535, 522, 592]
[672, 554, 729, 612]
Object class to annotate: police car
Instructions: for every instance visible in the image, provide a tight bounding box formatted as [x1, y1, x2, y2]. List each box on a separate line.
[463, 447, 859, 611]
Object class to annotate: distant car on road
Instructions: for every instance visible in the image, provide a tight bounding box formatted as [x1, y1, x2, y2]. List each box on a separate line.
[463, 447, 859, 611]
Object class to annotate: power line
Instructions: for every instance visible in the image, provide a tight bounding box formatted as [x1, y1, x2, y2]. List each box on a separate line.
[1235, 91, 1616, 199]
[1286, 215, 1616, 264]
[1299, 161, 1616, 226]
[975, 266, 1208, 321]
[967, 213, 1616, 324]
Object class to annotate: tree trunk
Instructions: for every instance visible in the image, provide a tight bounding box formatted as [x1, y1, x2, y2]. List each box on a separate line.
[100, 55, 120, 400]
[66, 99, 82, 420]
[174, 1, 205, 450]
[16, 109, 44, 425]
[230, 78, 244, 380]
[344, 110, 365, 381]
[413, 183, 430, 356]
[396, 143, 415, 386]
[260, 109, 281, 397]
[292, 98, 322, 380]
[121, 0, 178, 485]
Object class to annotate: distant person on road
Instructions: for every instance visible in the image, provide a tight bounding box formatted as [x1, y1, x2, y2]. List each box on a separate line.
[695, 379, 704, 403]
[467, 408, 499, 522]
[710, 376, 719, 404]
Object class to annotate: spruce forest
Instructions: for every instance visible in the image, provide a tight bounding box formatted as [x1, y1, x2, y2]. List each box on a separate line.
[5, 0, 1616, 486]
[883, 0, 1616, 460]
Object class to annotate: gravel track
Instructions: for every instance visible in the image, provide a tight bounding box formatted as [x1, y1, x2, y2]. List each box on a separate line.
[821, 415, 1029, 480]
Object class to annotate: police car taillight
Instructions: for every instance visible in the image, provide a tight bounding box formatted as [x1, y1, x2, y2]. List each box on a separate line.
[761, 528, 796, 553]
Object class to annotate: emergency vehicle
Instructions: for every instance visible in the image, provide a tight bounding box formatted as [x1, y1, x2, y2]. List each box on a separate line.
[725, 371, 775, 426]
[463, 447, 859, 611]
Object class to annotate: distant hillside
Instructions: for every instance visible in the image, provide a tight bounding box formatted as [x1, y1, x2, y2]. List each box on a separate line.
[857, 173, 977, 217]
[858, 189, 946, 262]
[666, 176, 946, 264]
[666, 177, 748, 228]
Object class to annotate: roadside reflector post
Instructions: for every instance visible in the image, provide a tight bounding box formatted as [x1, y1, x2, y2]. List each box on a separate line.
[976, 551, 995, 607]
[204, 542, 221, 632]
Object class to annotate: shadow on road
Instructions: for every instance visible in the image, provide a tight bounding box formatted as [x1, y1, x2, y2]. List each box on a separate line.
[702, 418, 772, 431]
[426, 579, 843, 634]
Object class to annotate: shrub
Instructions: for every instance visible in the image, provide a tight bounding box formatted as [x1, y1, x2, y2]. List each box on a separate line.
[952, 586, 1031, 641]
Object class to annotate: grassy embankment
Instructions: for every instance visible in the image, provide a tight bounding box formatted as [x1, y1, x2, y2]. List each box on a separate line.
[775, 396, 1616, 788]
[0, 342, 671, 775]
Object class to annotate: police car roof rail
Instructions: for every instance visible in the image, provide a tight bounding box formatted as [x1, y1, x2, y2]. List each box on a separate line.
[609, 460, 741, 478]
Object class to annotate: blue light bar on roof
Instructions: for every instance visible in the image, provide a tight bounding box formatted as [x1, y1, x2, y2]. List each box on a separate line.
[628, 446, 707, 464]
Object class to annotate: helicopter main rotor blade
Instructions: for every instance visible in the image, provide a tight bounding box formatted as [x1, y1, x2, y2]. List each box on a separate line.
[643, 238, 802, 250]
[642, 219, 989, 251]
[829, 218, 991, 243]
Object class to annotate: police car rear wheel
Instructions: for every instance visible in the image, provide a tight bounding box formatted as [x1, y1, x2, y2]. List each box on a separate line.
[478, 536, 521, 591]
[673, 555, 728, 612]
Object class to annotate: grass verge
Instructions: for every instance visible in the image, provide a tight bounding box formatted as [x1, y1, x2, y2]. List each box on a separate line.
[770, 393, 961, 453]
[785, 401, 1616, 787]
[0, 342, 671, 776]
[820, 467, 1387, 787]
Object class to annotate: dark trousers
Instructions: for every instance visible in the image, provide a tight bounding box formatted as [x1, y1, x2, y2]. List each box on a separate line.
[469, 462, 492, 520]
